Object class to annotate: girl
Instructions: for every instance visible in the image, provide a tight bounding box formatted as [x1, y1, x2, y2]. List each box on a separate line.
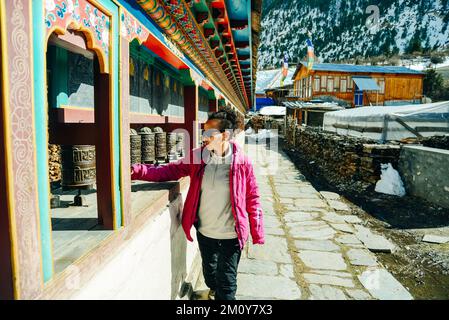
[131, 108, 265, 300]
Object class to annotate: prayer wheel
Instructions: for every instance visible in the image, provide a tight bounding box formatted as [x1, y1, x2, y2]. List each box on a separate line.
[154, 127, 167, 162]
[176, 132, 184, 157]
[167, 132, 178, 161]
[139, 127, 155, 164]
[130, 129, 141, 164]
[61, 145, 96, 190]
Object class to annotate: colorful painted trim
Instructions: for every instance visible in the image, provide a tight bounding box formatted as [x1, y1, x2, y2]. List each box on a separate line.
[120, 7, 150, 44]
[44, 0, 111, 73]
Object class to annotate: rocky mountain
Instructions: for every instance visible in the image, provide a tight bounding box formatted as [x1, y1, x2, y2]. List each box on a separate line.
[258, 0, 449, 69]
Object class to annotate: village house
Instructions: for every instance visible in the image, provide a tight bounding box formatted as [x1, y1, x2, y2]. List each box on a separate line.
[291, 62, 425, 107]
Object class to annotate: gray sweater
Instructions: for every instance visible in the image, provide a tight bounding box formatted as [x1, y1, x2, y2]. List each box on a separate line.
[197, 144, 238, 239]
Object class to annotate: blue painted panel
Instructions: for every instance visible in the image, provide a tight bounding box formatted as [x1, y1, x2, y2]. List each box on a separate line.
[237, 48, 250, 55]
[232, 28, 250, 42]
[33, 0, 53, 282]
[225, 0, 248, 20]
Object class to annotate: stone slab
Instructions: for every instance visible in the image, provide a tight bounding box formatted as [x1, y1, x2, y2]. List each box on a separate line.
[354, 225, 395, 253]
[336, 234, 362, 245]
[279, 264, 295, 278]
[247, 235, 292, 263]
[422, 234, 449, 244]
[290, 226, 336, 240]
[328, 200, 351, 212]
[358, 269, 413, 300]
[346, 249, 378, 267]
[309, 284, 347, 300]
[303, 273, 355, 288]
[294, 240, 340, 252]
[319, 191, 340, 200]
[342, 215, 363, 224]
[331, 223, 355, 234]
[298, 250, 347, 271]
[322, 213, 347, 224]
[238, 259, 279, 276]
[236, 274, 302, 300]
[345, 289, 373, 300]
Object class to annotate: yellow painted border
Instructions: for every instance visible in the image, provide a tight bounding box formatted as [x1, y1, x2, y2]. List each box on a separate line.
[0, 0, 20, 300]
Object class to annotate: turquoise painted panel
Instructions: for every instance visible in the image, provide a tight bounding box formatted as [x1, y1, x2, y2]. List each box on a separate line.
[32, 0, 53, 282]
[225, 0, 248, 20]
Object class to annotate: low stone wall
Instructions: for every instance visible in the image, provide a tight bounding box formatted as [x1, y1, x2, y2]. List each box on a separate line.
[399, 146, 449, 209]
[285, 126, 401, 191]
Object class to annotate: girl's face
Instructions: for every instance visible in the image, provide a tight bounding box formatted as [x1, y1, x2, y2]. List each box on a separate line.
[202, 119, 230, 152]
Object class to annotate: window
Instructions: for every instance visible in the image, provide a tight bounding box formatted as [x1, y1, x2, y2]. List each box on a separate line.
[377, 78, 385, 94]
[321, 75, 327, 91]
[314, 76, 320, 92]
[348, 76, 353, 90]
[334, 76, 340, 92]
[341, 78, 347, 92]
[327, 77, 334, 92]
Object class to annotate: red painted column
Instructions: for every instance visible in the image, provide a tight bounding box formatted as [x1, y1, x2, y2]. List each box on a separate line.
[94, 58, 114, 229]
[208, 98, 218, 113]
[184, 85, 200, 150]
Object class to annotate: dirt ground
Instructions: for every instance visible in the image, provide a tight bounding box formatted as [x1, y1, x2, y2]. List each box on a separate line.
[285, 145, 449, 300]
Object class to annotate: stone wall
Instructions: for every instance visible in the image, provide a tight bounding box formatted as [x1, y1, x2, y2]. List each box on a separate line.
[285, 125, 401, 191]
[399, 146, 449, 209]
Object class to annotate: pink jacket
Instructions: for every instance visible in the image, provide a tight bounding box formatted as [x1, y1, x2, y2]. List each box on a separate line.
[131, 141, 265, 249]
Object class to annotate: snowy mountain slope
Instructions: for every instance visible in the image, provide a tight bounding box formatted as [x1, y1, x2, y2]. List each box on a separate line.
[258, 0, 449, 69]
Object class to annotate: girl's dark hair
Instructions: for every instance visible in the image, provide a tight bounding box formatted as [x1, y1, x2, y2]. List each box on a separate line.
[207, 106, 239, 132]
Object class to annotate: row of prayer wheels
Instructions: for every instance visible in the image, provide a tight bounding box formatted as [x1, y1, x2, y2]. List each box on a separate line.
[130, 127, 184, 165]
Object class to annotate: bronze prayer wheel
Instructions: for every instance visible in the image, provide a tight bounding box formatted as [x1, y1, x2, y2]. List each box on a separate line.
[154, 127, 167, 162]
[176, 132, 184, 157]
[130, 128, 142, 164]
[139, 127, 155, 164]
[61, 145, 96, 190]
[167, 132, 177, 160]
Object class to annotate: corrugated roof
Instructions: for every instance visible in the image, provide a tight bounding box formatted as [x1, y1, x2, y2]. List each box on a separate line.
[353, 77, 381, 91]
[298, 62, 424, 75]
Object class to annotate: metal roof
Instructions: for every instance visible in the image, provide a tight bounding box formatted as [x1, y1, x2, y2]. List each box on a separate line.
[353, 77, 381, 91]
[298, 62, 424, 75]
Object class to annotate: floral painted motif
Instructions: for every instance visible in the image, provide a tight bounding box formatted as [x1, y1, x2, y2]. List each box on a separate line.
[45, 0, 110, 73]
[120, 9, 149, 44]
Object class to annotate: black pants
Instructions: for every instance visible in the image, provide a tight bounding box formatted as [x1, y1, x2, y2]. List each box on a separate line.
[196, 230, 242, 300]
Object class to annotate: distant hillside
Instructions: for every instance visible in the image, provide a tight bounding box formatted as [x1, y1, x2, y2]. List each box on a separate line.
[258, 0, 449, 69]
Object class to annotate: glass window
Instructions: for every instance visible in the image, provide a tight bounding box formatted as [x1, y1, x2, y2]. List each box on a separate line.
[348, 76, 353, 89]
[377, 78, 385, 94]
[321, 75, 327, 91]
[341, 78, 347, 92]
[327, 77, 334, 92]
[314, 76, 320, 92]
[334, 76, 340, 92]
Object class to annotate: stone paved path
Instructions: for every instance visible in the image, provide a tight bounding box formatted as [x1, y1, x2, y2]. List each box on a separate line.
[195, 139, 413, 300]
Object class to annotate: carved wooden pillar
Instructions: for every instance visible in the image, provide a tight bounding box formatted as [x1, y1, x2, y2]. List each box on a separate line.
[120, 37, 132, 226]
[0, 0, 43, 299]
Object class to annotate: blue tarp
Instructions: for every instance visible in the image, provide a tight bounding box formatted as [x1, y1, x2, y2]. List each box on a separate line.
[256, 98, 275, 111]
